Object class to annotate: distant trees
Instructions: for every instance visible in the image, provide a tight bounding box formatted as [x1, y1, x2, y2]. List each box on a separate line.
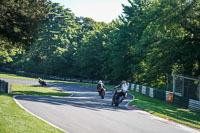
[2, 0, 200, 88]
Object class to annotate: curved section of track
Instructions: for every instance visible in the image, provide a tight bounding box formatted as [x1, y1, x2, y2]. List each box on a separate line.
[2, 78, 199, 133]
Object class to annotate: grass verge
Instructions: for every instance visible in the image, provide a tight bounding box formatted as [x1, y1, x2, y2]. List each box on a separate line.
[0, 94, 65, 133]
[12, 83, 71, 97]
[129, 91, 200, 129]
[0, 72, 37, 80]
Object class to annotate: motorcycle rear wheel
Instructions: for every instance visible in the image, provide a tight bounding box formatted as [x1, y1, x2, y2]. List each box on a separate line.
[100, 92, 105, 99]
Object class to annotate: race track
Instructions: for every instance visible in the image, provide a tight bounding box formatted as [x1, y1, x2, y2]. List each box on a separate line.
[2, 78, 200, 133]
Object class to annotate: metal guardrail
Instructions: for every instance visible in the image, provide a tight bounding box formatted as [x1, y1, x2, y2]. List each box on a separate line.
[189, 99, 200, 112]
[172, 95, 189, 108]
[153, 89, 166, 101]
[16, 71, 112, 85]
[129, 83, 200, 112]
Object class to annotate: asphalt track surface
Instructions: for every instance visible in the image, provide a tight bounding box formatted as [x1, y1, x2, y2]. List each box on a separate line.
[2, 78, 200, 133]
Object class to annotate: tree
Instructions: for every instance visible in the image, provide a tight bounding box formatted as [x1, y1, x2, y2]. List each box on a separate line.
[0, 0, 49, 49]
[74, 22, 110, 79]
[15, 2, 81, 75]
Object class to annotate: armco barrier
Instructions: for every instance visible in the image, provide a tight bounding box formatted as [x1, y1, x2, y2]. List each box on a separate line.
[189, 99, 200, 112]
[153, 89, 166, 101]
[16, 71, 111, 85]
[128, 82, 200, 112]
[134, 84, 137, 91]
[128, 83, 131, 90]
[173, 95, 189, 108]
[136, 85, 140, 92]
[145, 87, 150, 96]
[149, 88, 154, 97]
[139, 85, 142, 93]
[142, 86, 146, 95]
[130, 84, 134, 90]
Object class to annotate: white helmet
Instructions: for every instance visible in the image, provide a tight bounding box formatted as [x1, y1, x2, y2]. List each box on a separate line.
[99, 80, 102, 84]
[122, 80, 126, 84]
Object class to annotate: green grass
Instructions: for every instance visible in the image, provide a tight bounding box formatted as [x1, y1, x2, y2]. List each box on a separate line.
[12, 83, 71, 97]
[129, 91, 200, 129]
[0, 72, 38, 80]
[0, 94, 65, 133]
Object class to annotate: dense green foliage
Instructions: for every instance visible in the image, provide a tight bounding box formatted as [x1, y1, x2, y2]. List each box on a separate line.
[1, 0, 200, 88]
[0, 0, 49, 65]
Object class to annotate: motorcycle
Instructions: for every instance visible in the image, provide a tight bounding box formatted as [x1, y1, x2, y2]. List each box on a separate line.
[111, 88, 124, 107]
[99, 88, 106, 99]
[39, 79, 47, 86]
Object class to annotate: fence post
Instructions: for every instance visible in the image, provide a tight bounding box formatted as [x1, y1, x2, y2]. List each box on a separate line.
[173, 72, 176, 93]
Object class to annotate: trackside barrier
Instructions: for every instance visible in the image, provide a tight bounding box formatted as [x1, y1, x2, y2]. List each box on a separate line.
[136, 85, 139, 92]
[16, 71, 111, 85]
[145, 87, 150, 97]
[139, 85, 142, 93]
[131, 84, 134, 90]
[134, 84, 137, 91]
[172, 95, 189, 109]
[142, 86, 146, 95]
[153, 89, 166, 101]
[128, 83, 131, 90]
[149, 88, 154, 98]
[0, 80, 12, 93]
[167, 92, 174, 104]
[128, 83, 200, 112]
[189, 99, 200, 112]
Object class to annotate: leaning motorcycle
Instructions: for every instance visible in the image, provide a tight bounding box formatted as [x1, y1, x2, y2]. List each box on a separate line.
[39, 80, 47, 86]
[111, 88, 124, 107]
[99, 88, 106, 99]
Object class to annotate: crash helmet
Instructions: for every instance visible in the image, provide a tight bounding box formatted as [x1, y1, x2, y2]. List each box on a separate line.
[99, 80, 102, 84]
[122, 80, 126, 84]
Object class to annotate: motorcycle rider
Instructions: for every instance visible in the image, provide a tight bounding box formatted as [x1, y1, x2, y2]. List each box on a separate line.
[115, 80, 128, 102]
[97, 80, 105, 95]
[38, 77, 42, 83]
[38, 77, 46, 86]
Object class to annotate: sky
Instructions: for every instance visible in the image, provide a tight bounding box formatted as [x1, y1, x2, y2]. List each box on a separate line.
[50, 0, 129, 23]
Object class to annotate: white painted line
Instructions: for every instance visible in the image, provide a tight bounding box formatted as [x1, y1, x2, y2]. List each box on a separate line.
[125, 92, 135, 109]
[13, 95, 69, 133]
[151, 115, 200, 133]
